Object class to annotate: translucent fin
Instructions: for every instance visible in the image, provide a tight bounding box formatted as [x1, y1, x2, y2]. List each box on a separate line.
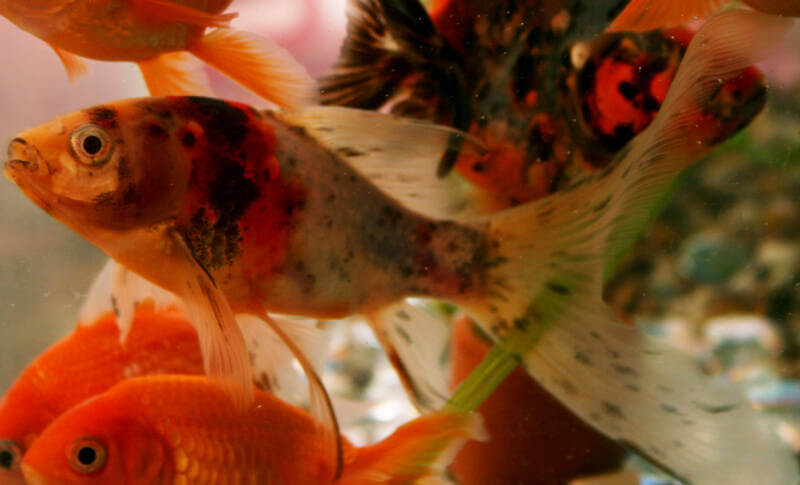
[257, 313, 343, 481]
[275, 106, 486, 220]
[607, 0, 726, 32]
[78, 259, 178, 341]
[367, 299, 451, 412]
[137, 52, 212, 96]
[339, 411, 486, 485]
[463, 10, 796, 484]
[189, 28, 315, 110]
[129, 0, 236, 28]
[49, 45, 87, 81]
[169, 232, 253, 409]
[238, 314, 331, 400]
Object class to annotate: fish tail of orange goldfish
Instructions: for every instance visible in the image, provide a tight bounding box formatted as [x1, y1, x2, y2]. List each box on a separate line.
[137, 51, 213, 96]
[339, 411, 486, 485]
[188, 28, 316, 110]
[607, 0, 726, 32]
[460, 10, 796, 485]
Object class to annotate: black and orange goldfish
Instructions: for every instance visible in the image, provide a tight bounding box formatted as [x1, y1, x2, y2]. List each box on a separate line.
[0, 0, 314, 107]
[321, 0, 768, 209]
[4, 10, 798, 483]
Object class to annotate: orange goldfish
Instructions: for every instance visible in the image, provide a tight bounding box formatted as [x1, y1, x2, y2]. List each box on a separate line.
[0, 304, 204, 485]
[608, 0, 800, 33]
[20, 374, 484, 485]
[0, 0, 313, 108]
[4, 11, 798, 483]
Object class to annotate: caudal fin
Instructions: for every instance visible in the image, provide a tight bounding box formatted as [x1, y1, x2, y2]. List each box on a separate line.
[464, 10, 796, 484]
[189, 29, 315, 110]
[340, 411, 486, 485]
[607, 0, 726, 32]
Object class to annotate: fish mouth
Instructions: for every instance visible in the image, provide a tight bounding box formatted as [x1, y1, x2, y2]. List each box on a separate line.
[4, 137, 43, 181]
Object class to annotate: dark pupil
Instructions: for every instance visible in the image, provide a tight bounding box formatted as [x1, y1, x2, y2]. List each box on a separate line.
[82, 135, 103, 155]
[0, 450, 13, 469]
[77, 446, 97, 466]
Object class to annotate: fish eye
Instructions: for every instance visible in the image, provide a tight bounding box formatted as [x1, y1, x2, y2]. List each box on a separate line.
[67, 437, 106, 474]
[0, 440, 23, 472]
[70, 125, 113, 166]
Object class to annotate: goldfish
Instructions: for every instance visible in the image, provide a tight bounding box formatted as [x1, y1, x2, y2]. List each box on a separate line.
[5, 10, 799, 483]
[0, 304, 204, 485]
[0, 0, 313, 108]
[609, 0, 800, 33]
[20, 374, 484, 484]
[320, 0, 767, 209]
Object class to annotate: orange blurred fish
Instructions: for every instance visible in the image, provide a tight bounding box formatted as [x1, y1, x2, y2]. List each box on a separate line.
[608, 0, 800, 33]
[21, 374, 484, 485]
[0, 304, 204, 485]
[0, 0, 313, 107]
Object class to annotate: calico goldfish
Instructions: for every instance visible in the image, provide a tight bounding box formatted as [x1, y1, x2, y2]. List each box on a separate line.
[20, 374, 484, 485]
[4, 10, 799, 484]
[0, 304, 204, 485]
[0, 0, 313, 108]
[609, 0, 800, 33]
[320, 0, 767, 208]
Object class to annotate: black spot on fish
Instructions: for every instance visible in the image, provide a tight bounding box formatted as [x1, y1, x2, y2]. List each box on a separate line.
[612, 363, 637, 377]
[592, 196, 611, 212]
[660, 403, 681, 415]
[186, 97, 249, 149]
[546, 281, 570, 295]
[146, 123, 167, 138]
[618, 81, 638, 101]
[336, 147, 366, 157]
[395, 310, 411, 321]
[182, 130, 196, 147]
[602, 401, 625, 419]
[574, 351, 592, 365]
[691, 401, 738, 414]
[394, 324, 412, 344]
[88, 107, 117, 128]
[624, 383, 640, 392]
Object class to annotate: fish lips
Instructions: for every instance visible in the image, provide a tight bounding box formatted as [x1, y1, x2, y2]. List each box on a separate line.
[4, 138, 43, 182]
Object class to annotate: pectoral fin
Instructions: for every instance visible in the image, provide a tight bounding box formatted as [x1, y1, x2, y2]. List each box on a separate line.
[49, 44, 88, 81]
[169, 231, 254, 409]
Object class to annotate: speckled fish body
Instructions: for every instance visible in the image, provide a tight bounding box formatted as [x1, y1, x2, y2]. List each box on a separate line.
[0, 305, 204, 485]
[5, 97, 487, 320]
[20, 375, 484, 485]
[321, 0, 767, 207]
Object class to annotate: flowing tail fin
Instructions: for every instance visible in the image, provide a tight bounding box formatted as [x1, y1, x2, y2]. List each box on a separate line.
[464, 10, 796, 484]
[137, 52, 212, 96]
[189, 28, 316, 109]
[339, 411, 486, 485]
[320, 0, 470, 176]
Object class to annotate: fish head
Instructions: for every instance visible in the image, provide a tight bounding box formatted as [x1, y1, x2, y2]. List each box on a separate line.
[4, 98, 195, 235]
[21, 395, 167, 485]
[0, 380, 55, 485]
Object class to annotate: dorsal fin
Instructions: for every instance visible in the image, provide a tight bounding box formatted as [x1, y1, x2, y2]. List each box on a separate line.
[276, 106, 487, 220]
